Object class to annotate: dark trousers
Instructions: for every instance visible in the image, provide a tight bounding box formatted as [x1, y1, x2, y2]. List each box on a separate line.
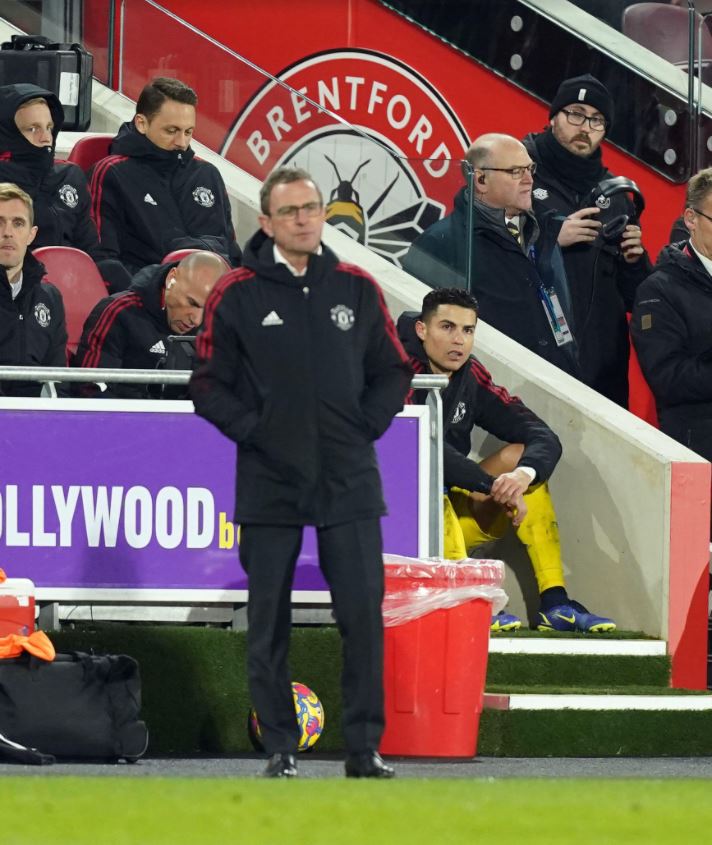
[239, 518, 385, 755]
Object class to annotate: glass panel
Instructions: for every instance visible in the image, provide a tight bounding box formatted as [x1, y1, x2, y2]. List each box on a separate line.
[118, 0, 474, 291]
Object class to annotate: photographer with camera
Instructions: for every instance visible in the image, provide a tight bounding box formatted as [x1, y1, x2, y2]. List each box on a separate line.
[523, 74, 651, 407]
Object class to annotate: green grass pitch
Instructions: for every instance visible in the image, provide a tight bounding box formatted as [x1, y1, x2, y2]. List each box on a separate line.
[2, 778, 711, 844]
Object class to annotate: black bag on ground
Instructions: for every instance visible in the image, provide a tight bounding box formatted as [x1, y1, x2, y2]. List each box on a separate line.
[0, 652, 148, 761]
[0, 34, 93, 130]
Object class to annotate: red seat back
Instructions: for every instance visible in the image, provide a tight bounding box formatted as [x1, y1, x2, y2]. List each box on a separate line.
[622, 3, 712, 64]
[67, 135, 114, 173]
[32, 246, 108, 354]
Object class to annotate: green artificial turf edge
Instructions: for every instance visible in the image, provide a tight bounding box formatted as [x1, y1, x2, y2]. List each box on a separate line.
[486, 653, 671, 688]
[47, 624, 696, 757]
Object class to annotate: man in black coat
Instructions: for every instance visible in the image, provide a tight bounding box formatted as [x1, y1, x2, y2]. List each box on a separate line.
[632, 167, 712, 464]
[0, 182, 67, 396]
[524, 74, 650, 406]
[190, 166, 412, 779]
[89, 77, 241, 286]
[73, 250, 226, 399]
[403, 133, 581, 380]
[0, 84, 101, 259]
[399, 287, 615, 633]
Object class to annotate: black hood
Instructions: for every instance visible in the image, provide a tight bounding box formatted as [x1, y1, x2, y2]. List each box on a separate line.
[0, 250, 46, 303]
[111, 121, 195, 172]
[129, 261, 174, 327]
[241, 228, 338, 285]
[0, 83, 64, 174]
[396, 311, 428, 365]
[655, 242, 712, 294]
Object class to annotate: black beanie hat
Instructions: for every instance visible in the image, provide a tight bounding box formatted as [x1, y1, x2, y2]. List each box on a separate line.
[549, 74, 613, 128]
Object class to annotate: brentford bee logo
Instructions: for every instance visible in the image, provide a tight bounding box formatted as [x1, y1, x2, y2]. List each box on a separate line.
[330, 304, 355, 331]
[34, 302, 51, 327]
[192, 186, 215, 207]
[58, 184, 79, 208]
[222, 49, 470, 269]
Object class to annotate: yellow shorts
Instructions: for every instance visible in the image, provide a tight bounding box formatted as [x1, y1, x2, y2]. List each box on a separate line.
[443, 489, 498, 560]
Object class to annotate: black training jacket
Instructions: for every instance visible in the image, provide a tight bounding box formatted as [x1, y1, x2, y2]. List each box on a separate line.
[0, 251, 67, 396]
[0, 83, 100, 257]
[397, 313, 562, 494]
[524, 130, 651, 406]
[631, 243, 712, 461]
[89, 121, 241, 276]
[73, 261, 192, 398]
[190, 230, 413, 526]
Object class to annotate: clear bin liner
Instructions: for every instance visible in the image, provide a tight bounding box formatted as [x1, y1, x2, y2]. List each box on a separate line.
[382, 554, 508, 627]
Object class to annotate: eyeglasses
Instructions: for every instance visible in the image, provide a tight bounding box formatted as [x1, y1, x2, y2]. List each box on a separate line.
[480, 163, 537, 180]
[272, 201, 323, 220]
[693, 207, 712, 223]
[560, 108, 606, 132]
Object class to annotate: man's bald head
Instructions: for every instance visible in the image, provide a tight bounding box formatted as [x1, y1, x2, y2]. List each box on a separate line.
[164, 250, 228, 334]
[466, 133, 535, 216]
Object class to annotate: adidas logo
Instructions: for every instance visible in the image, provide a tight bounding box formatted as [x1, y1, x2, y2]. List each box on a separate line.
[149, 340, 166, 354]
[144, 193, 157, 205]
[261, 310, 284, 327]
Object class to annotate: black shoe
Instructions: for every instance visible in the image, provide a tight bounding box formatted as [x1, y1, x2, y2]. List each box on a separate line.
[263, 752, 298, 778]
[345, 750, 395, 779]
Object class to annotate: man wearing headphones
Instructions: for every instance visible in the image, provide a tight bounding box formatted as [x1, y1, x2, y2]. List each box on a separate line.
[523, 74, 650, 406]
[73, 250, 226, 398]
[403, 133, 581, 380]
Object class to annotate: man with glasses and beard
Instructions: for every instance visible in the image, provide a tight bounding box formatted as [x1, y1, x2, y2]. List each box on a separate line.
[524, 74, 650, 407]
[403, 132, 581, 380]
[631, 168, 712, 469]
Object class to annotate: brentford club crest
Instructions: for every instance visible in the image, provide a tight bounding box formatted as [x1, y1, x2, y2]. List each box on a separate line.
[222, 49, 470, 268]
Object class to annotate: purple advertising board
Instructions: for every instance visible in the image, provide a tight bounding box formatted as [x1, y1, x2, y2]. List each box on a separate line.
[0, 400, 428, 600]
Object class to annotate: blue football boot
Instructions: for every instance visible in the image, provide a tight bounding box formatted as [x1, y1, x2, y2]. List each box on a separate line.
[537, 599, 616, 633]
[490, 611, 522, 632]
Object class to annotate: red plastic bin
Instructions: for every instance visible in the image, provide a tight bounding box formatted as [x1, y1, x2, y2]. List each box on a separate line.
[379, 557, 505, 758]
[0, 578, 35, 637]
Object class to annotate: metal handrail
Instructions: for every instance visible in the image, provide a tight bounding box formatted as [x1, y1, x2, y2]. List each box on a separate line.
[0, 366, 448, 392]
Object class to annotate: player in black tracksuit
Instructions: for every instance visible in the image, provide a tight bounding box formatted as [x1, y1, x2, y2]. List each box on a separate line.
[0, 250, 67, 396]
[0, 83, 101, 259]
[89, 121, 241, 280]
[397, 288, 615, 634]
[191, 169, 411, 778]
[73, 252, 225, 399]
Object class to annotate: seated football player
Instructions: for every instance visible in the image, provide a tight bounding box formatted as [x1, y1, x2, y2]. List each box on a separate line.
[398, 287, 616, 632]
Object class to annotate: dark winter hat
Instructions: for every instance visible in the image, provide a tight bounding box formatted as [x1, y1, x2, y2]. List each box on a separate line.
[548, 74, 613, 129]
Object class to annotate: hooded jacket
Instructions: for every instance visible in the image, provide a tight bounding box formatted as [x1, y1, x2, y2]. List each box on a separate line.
[0, 83, 100, 258]
[631, 243, 712, 460]
[397, 313, 562, 493]
[524, 129, 651, 406]
[89, 121, 241, 276]
[0, 250, 67, 396]
[402, 186, 580, 378]
[72, 261, 192, 398]
[190, 230, 413, 526]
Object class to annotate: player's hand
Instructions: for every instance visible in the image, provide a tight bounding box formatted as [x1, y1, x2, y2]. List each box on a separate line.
[506, 494, 528, 527]
[490, 469, 532, 507]
[558, 207, 601, 247]
[620, 224, 644, 263]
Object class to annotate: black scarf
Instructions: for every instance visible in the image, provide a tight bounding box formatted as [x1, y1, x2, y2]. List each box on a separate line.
[535, 128, 606, 197]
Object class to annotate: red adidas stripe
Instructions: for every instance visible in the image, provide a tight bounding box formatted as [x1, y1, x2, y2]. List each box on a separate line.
[336, 261, 410, 365]
[89, 155, 128, 236]
[469, 358, 519, 404]
[80, 293, 142, 369]
[197, 268, 255, 361]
